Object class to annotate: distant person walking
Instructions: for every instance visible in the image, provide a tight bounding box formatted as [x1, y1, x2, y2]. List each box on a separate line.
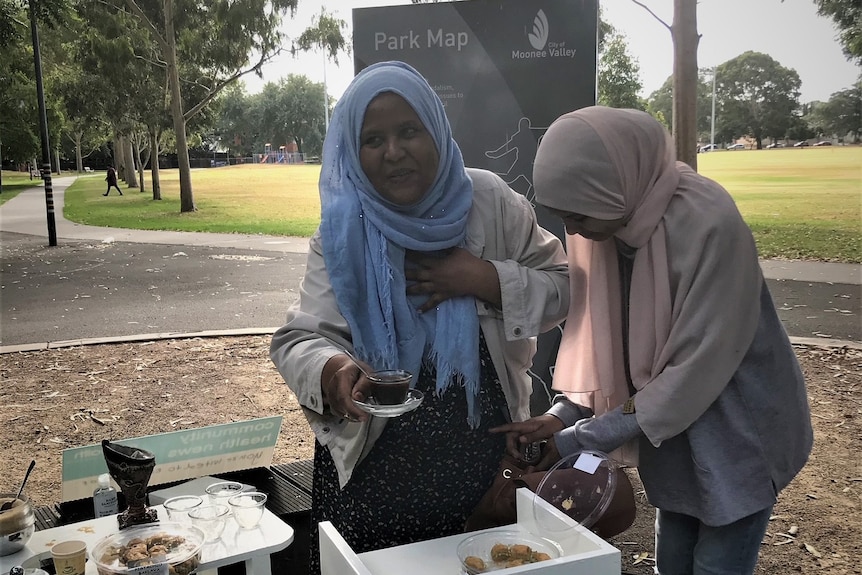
[104, 167, 123, 196]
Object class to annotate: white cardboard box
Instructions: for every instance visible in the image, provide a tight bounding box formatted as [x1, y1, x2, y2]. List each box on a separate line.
[319, 488, 620, 575]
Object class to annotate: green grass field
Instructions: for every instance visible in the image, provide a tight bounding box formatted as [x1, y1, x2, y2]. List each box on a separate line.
[0, 171, 40, 206]
[64, 164, 322, 237]
[697, 147, 860, 262]
[11, 147, 862, 262]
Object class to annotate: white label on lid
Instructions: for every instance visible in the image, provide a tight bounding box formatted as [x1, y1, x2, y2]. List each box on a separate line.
[574, 452, 602, 474]
[128, 564, 169, 575]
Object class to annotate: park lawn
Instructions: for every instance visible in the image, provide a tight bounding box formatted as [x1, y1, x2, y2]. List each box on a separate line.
[60, 148, 861, 262]
[63, 164, 322, 238]
[698, 147, 861, 262]
[0, 171, 41, 206]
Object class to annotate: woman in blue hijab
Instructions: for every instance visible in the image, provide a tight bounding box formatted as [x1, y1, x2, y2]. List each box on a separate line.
[271, 61, 568, 573]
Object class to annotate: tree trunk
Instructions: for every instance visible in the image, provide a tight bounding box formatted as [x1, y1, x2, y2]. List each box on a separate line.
[134, 139, 145, 192]
[164, 0, 195, 212]
[124, 138, 139, 188]
[140, 142, 151, 193]
[115, 134, 124, 179]
[53, 148, 60, 174]
[671, 0, 699, 170]
[150, 129, 162, 201]
[75, 132, 83, 173]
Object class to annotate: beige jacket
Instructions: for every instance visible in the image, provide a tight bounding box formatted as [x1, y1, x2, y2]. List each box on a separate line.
[270, 168, 568, 487]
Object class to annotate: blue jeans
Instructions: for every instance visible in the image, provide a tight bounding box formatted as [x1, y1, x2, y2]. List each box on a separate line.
[654, 505, 773, 575]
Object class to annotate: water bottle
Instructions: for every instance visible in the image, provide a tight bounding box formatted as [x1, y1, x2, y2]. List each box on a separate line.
[92, 474, 118, 518]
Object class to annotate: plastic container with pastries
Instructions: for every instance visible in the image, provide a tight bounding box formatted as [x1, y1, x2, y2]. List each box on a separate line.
[89, 522, 205, 575]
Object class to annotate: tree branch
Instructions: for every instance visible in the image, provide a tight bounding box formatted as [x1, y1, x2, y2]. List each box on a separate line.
[131, 52, 166, 69]
[121, 0, 169, 54]
[9, 14, 27, 29]
[630, 0, 671, 32]
[182, 48, 283, 121]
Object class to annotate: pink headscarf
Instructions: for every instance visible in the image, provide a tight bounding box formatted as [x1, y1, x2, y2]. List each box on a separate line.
[534, 107, 762, 460]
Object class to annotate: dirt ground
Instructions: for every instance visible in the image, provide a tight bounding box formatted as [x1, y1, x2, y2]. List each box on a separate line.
[1, 335, 859, 574]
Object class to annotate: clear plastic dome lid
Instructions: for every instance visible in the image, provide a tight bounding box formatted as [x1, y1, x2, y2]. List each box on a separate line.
[532, 449, 619, 533]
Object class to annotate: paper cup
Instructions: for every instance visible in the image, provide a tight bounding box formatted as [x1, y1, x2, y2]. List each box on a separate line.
[51, 540, 87, 575]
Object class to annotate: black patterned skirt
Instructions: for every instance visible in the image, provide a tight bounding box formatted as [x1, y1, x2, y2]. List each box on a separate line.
[308, 335, 508, 574]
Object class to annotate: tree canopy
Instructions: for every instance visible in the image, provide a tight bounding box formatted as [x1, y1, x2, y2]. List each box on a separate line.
[808, 81, 862, 141]
[715, 51, 802, 148]
[295, 7, 349, 65]
[212, 76, 328, 159]
[648, 72, 713, 142]
[598, 32, 643, 109]
[104, 0, 305, 211]
[0, 0, 70, 48]
[814, 0, 862, 64]
[0, 0, 68, 174]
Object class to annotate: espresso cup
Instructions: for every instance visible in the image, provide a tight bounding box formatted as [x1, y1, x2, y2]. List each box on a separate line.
[369, 370, 412, 405]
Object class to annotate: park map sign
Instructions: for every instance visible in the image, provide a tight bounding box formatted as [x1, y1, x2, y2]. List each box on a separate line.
[354, 0, 597, 413]
[353, 0, 597, 210]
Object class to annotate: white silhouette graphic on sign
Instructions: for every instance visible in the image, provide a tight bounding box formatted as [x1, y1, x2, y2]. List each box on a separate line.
[484, 117, 548, 202]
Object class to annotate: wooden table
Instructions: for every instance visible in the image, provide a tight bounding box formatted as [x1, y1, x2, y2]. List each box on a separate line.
[0, 505, 294, 575]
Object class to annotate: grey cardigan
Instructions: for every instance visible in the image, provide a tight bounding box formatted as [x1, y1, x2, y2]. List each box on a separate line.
[270, 168, 569, 487]
[637, 281, 813, 526]
[551, 281, 813, 526]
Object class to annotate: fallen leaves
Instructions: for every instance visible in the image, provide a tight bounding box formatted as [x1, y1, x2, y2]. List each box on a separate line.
[767, 523, 823, 561]
[802, 542, 822, 558]
[70, 408, 117, 426]
[631, 551, 655, 565]
[169, 418, 197, 427]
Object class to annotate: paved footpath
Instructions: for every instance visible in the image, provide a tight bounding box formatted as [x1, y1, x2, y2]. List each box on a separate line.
[1, 178, 859, 351]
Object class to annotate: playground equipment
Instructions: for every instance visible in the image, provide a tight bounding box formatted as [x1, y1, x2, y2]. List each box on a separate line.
[255, 142, 306, 164]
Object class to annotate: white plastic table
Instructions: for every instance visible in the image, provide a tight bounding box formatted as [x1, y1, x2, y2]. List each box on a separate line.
[0, 505, 294, 575]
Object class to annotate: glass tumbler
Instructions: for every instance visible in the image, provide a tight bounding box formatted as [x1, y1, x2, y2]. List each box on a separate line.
[188, 504, 230, 542]
[205, 481, 245, 508]
[163, 495, 203, 524]
[227, 492, 268, 529]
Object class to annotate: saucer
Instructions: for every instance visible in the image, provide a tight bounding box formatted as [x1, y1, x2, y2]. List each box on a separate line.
[353, 389, 424, 418]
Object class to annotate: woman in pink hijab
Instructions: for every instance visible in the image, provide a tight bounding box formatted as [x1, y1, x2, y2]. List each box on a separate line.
[493, 107, 812, 574]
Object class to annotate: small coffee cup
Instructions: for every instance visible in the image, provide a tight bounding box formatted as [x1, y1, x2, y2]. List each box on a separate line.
[50, 540, 87, 575]
[369, 370, 412, 405]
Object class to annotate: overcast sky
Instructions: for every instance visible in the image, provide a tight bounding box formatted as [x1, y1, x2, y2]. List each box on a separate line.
[243, 0, 860, 104]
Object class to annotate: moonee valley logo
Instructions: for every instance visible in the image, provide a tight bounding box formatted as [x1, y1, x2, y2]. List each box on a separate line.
[528, 9, 549, 50]
[513, 9, 577, 60]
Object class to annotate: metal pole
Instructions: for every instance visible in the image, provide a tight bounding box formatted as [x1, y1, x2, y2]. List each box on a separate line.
[29, 0, 57, 246]
[710, 66, 716, 148]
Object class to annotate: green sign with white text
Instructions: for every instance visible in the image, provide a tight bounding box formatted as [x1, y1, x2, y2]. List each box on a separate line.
[61, 416, 282, 501]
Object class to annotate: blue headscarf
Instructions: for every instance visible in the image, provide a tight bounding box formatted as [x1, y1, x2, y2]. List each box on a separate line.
[319, 61, 481, 427]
